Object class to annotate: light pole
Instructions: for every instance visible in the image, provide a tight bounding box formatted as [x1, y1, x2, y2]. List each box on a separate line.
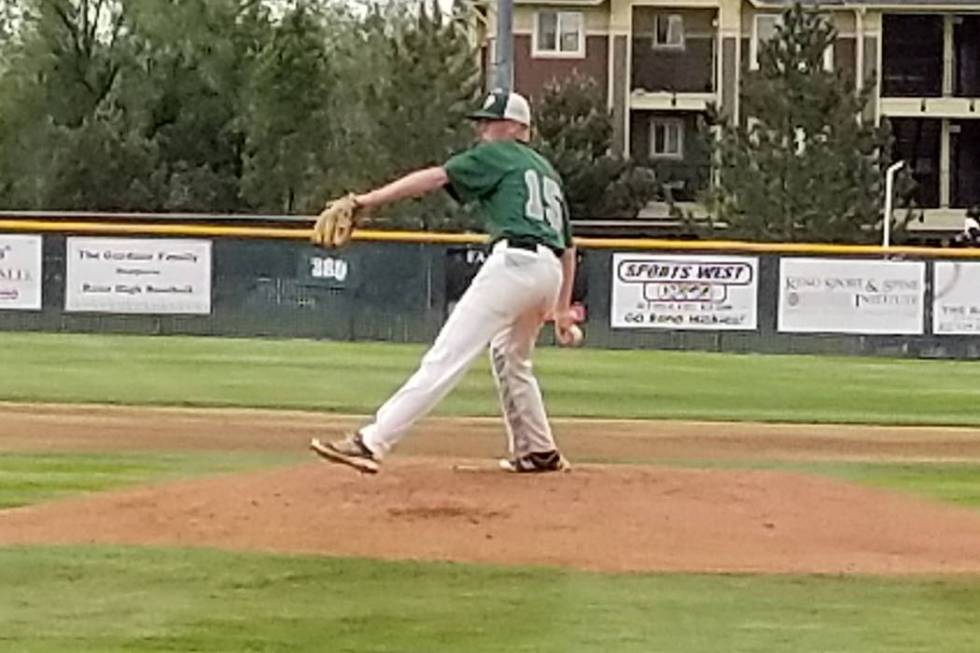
[494, 0, 513, 92]
[883, 160, 905, 249]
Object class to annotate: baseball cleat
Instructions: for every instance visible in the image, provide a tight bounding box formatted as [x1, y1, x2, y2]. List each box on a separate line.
[310, 432, 380, 474]
[499, 450, 571, 473]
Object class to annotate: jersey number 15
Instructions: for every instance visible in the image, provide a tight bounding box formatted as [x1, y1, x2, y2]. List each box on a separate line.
[523, 170, 564, 233]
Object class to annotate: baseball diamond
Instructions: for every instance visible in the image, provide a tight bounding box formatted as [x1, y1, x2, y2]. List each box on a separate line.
[3, 0, 980, 650]
[2, 404, 980, 574]
[2, 337, 980, 651]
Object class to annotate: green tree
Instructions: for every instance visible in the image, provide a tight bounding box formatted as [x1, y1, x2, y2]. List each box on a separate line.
[27, 0, 125, 128]
[239, 2, 340, 213]
[360, 0, 482, 230]
[0, 0, 489, 222]
[704, 2, 908, 243]
[118, 0, 263, 212]
[0, 0, 156, 209]
[534, 73, 658, 220]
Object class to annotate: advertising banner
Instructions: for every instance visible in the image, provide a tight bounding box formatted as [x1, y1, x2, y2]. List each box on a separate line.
[778, 258, 924, 334]
[611, 253, 759, 330]
[0, 235, 42, 310]
[933, 261, 980, 334]
[65, 237, 211, 314]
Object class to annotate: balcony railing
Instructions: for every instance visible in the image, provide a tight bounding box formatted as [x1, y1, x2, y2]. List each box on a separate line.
[648, 163, 712, 203]
[882, 56, 943, 98]
[631, 37, 716, 95]
[882, 15, 943, 98]
[883, 14, 980, 99]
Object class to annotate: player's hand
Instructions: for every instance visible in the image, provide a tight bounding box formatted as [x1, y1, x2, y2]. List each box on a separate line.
[553, 308, 579, 346]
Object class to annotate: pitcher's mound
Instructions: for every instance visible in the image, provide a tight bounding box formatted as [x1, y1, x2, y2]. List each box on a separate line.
[2, 460, 979, 574]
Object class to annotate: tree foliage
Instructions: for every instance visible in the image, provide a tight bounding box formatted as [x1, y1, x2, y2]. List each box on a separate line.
[534, 73, 657, 220]
[0, 0, 653, 230]
[704, 3, 911, 243]
[358, 0, 483, 230]
[0, 0, 487, 221]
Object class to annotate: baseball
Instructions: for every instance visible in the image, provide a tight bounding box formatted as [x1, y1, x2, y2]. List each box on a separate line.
[563, 324, 584, 347]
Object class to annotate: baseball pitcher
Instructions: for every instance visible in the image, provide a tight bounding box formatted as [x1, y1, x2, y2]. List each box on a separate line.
[310, 90, 577, 474]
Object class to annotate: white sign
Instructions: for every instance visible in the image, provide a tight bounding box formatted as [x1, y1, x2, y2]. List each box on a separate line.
[0, 235, 42, 311]
[611, 253, 759, 330]
[933, 262, 980, 334]
[65, 237, 211, 314]
[778, 258, 924, 334]
[310, 255, 349, 282]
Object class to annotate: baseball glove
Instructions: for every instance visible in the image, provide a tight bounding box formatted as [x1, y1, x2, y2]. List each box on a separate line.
[311, 194, 362, 248]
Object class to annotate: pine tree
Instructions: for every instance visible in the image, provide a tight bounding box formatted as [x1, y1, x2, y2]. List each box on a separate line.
[705, 3, 909, 243]
[360, 0, 483, 231]
[240, 2, 338, 213]
[534, 73, 657, 219]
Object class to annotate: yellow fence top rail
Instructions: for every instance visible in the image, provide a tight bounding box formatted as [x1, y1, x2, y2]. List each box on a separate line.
[3, 218, 980, 259]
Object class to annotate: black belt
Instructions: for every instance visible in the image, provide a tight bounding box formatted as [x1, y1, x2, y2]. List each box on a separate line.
[503, 238, 563, 258]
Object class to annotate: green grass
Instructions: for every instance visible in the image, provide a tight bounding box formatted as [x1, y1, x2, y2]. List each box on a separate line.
[0, 546, 976, 653]
[0, 452, 300, 509]
[651, 460, 980, 509]
[4, 332, 980, 426]
[3, 334, 979, 651]
[3, 453, 979, 516]
[801, 461, 980, 508]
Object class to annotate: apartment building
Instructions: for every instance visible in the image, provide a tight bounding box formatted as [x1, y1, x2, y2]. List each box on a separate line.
[486, 0, 980, 230]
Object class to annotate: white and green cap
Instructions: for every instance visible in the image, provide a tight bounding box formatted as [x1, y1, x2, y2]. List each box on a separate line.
[467, 90, 532, 126]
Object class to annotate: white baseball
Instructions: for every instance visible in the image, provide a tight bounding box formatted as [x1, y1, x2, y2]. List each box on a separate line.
[564, 324, 583, 347]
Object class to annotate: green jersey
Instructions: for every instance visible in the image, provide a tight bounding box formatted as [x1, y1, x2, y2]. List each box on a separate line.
[444, 140, 572, 252]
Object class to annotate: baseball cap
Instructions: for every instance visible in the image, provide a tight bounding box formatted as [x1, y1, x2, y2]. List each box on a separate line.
[468, 90, 532, 126]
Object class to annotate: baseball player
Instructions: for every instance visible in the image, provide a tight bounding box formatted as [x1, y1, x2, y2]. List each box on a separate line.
[949, 206, 980, 247]
[310, 89, 577, 474]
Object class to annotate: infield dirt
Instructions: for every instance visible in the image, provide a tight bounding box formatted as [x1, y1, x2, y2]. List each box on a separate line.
[2, 403, 979, 574]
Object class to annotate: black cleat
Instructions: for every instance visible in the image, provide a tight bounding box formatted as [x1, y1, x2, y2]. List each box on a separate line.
[499, 450, 571, 473]
[310, 432, 380, 474]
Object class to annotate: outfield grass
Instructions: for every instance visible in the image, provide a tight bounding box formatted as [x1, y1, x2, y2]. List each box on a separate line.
[0, 452, 301, 509]
[3, 332, 980, 425]
[654, 460, 980, 509]
[2, 333, 979, 651]
[4, 453, 979, 513]
[781, 461, 980, 509]
[0, 546, 977, 653]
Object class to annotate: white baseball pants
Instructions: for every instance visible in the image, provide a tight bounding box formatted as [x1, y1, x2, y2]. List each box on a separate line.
[360, 240, 563, 459]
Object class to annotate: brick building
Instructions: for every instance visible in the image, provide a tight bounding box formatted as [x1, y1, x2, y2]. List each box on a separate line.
[481, 0, 980, 233]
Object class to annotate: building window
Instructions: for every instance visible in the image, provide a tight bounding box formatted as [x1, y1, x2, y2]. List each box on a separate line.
[653, 14, 685, 50]
[533, 11, 584, 58]
[751, 14, 833, 71]
[650, 118, 684, 159]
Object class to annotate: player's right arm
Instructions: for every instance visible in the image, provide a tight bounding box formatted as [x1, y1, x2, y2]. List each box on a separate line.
[552, 188, 577, 343]
[553, 246, 578, 344]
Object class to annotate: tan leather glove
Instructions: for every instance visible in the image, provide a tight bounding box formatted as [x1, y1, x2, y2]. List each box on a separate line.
[311, 194, 362, 248]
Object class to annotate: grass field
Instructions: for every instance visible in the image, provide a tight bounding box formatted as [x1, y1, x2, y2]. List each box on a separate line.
[1, 547, 978, 653]
[4, 453, 980, 512]
[0, 452, 302, 509]
[659, 459, 980, 509]
[2, 332, 979, 652]
[3, 332, 980, 425]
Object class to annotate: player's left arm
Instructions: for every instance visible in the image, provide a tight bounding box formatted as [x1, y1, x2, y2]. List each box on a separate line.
[354, 167, 449, 210]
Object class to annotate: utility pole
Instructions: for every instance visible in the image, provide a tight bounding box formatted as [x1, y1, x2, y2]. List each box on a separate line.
[494, 0, 513, 91]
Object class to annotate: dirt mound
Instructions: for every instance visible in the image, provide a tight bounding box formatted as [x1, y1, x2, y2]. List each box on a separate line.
[3, 459, 980, 574]
[4, 403, 980, 463]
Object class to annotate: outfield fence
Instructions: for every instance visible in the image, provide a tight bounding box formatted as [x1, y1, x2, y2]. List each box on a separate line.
[2, 213, 980, 358]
